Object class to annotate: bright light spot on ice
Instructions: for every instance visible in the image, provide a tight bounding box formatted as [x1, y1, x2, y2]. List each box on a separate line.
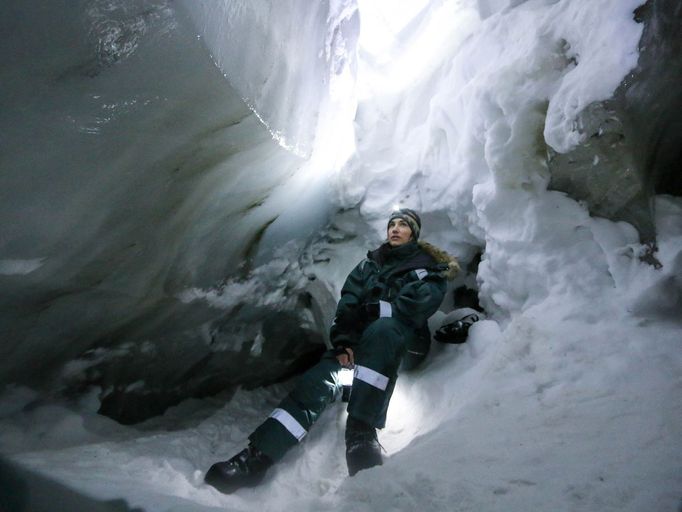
[357, 0, 431, 56]
[357, 0, 474, 98]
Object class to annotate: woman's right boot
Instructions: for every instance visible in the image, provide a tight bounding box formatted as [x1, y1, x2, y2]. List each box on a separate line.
[204, 444, 272, 494]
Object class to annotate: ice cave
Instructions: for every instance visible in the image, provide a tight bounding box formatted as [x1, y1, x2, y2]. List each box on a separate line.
[0, 0, 680, 510]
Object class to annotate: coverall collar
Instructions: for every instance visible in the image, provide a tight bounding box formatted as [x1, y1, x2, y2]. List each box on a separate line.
[370, 240, 420, 266]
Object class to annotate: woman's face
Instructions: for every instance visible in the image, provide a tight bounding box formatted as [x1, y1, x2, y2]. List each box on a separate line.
[387, 218, 413, 247]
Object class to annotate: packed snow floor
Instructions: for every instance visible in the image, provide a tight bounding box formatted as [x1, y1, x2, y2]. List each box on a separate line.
[2, 199, 682, 512]
[1, 296, 680, 511]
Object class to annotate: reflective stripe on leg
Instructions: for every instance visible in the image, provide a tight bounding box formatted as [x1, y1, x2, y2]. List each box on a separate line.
[353, 365, 389, 391]
[269, 408, 307, 441]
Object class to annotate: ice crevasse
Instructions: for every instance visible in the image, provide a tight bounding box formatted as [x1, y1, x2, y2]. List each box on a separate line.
[0, 0, 681, 511]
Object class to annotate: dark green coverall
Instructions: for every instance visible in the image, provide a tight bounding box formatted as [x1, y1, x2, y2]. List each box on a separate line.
[249, 240, 448, 462]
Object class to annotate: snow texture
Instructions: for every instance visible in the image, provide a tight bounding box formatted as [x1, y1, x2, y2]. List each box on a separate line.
[1, 0, 681, 511]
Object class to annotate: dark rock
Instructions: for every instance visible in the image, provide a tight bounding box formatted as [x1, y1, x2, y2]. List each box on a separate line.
[548, 0, 682, 253]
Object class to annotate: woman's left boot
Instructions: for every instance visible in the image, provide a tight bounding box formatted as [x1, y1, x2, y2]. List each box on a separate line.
[345, 416, 383, 476]
[204, 444, 273, 494]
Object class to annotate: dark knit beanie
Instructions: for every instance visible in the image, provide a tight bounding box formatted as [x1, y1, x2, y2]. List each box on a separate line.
[387, 208, 421, 240]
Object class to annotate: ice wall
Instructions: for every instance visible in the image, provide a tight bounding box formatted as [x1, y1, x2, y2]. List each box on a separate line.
[0, 0, 336, 423]
[0, 0, 681, 510]
[178, 0, 359, 161]
[0, 0, 680, 438]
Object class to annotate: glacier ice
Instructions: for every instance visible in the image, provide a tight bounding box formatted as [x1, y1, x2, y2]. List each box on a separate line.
[0, 0, 681, 510]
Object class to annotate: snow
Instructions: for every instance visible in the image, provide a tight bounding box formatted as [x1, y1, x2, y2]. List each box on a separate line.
[2, 0, 681, 511]
[3, 253, 680, 511]
[3, 196, 681, 510]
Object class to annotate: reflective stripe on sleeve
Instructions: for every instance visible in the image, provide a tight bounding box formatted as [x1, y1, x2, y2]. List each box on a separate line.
[269, 408, 307, 441]
[379, 300, 392, 318]
[354, 365, 389, 391]
[415, 268, 428, 280]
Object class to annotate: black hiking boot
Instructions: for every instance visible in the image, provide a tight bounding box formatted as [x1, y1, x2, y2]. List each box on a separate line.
[204, 444, 273, 494]
[345, 416, 383, 476]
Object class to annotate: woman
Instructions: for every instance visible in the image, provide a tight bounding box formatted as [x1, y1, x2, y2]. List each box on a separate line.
[205, 208, 459, 493]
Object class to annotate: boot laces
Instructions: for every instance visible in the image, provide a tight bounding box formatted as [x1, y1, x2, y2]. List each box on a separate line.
[346, 427, 385, 453]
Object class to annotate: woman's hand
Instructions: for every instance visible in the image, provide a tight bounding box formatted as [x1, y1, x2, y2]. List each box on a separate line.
[336, 347, 354, 368]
